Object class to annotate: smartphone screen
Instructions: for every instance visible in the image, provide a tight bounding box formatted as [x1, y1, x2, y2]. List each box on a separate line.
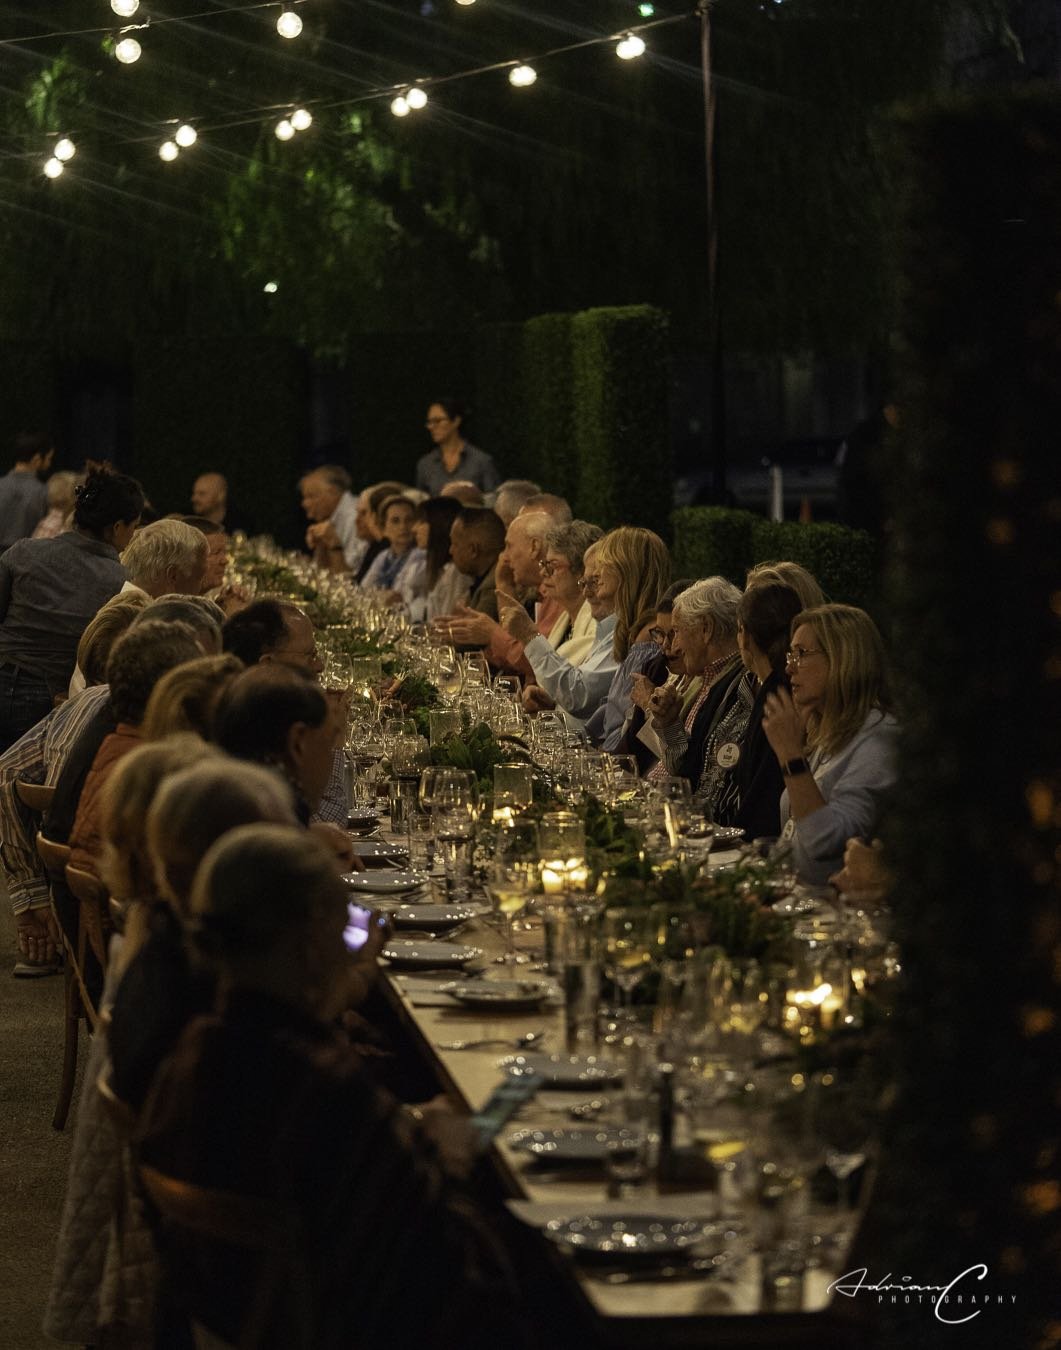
[343, 902, 376, 952]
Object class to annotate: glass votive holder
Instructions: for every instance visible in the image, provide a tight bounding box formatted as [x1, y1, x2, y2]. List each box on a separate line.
[428, 708, 460, 746]
[493, 761, 533, 813]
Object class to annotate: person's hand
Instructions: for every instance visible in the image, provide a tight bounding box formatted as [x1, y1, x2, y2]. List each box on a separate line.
[497, 590, 536, 644]
[495, 554, 516, 595]
[306, 520, 336, 551]
[16, 908, 60, 966]
[630, 672, 659, 713]
[830, 838, 890, 900]
[762, 687, 806, 763]
[309, 822, 363, 870]
[413, 1096, 477, 1179]
[522, 684, 555, 713]
[648, 682, 682, 728]
[444, 604, 498, 648]
[214, 584, 251, 618]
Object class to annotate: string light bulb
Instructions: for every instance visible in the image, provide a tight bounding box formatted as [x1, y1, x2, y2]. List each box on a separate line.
[390, 95, 410, 118]
[509, 64, 537, 87]
[290, 107, 313, 131]
[276, 5, 303, 38]
[159, 140, 179, 161]
[616, 32, 646, 59]
[274, 117, 295, 140]
[114, 36, 142, 64]
[111, 0, 139, 14]
[455, 0, 477, 6]
[174, 124, 197, 148]
[53, 138, 76, 162]
[263, 281, 279, 294]
[405, 86, 428, 110]
[43, 157, 64, 179]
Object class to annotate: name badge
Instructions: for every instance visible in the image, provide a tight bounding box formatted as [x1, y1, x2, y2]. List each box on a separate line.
[781, 818, 796, 842]
[716, 742, 741, 768]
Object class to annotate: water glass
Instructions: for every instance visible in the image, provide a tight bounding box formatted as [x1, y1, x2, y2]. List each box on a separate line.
[428, 708, 460, 746]
[405, 812, 434, 870]
[493, 761, 534, 814]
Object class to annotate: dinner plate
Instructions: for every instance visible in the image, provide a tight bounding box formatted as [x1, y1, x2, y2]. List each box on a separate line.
[542, 1214, 717, 1259]
[508, 1127, 644, 1162]
[343, 870, 428, 895]
[381, 939, 483, 970]
[500, 1052, 621, 1088]
[442, 978, 555, 1010]
[710, 825, 745, 847]
[346, 813, 380, 835]
[348, 839, 409, 861]
[390, 904, 475, 932]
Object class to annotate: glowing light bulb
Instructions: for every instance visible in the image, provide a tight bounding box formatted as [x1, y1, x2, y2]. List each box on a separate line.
[114, 37, 142, 64]
[174, 124, 197, 148]
[290, 107, 313, 131]
[276, 6, 303, 38]
[638, 2, 655, 15]
[616, 33, 646, 59]
[509, 64, 537, 87]
[54, 138, 76, 162]
[274, 118, 295, 140]
[159, 140, 179, 162]
[455, 0, 477, 6]
[43, 157, 64, 179]
[406, 86, 428, 110]
[390, 95, 410, 118]
[263, 281, 279, 294]
[111, 0, 139, 15]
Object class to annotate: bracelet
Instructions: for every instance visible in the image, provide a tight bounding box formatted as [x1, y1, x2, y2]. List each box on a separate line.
[782, 755, 811, 778]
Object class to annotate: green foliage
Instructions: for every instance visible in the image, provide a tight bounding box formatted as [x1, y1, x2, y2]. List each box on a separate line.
[670, 506, 759, 584]
[522, 313, 576, 502]
[750, 518, 878, 607]
[429, 721, 531, 797]
[855, 86, 1061, 1349]
[571, 305, 671, 536]
[130, 338, 307, 540]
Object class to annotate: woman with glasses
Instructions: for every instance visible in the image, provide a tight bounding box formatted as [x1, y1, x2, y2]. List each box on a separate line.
[762, 603, 898, 883]
[503, 526, 671, 750]
[415, 396, 499, 497]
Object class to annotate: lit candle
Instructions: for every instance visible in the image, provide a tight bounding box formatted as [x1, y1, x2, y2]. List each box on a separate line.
[784, 982, 835, 1040]
[492, 805, 516, 826]
[541, 857, 588, 895]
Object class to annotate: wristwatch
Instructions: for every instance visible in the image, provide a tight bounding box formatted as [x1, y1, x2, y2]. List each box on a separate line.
[782, 756, 811, 778]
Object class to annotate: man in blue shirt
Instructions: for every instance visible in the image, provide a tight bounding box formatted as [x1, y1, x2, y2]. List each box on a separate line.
[0, 433, 52, 553]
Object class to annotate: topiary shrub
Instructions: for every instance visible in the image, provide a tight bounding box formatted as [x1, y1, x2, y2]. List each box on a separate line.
[670, 506, 757, 583]
[750, 518, 877, 607]
[522, 312, 576, 503]
[571, 305, 671, 537]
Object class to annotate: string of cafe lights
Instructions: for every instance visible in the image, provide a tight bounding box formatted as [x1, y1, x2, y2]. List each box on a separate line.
[27, 3, 694, 177]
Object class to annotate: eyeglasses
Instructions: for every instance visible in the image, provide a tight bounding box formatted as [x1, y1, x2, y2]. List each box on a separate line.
[576, 574, 603, 593]
[649, 627, 675, 647]
[539, 559, 571, 577]
[425, 416, 449, 427]
[785, 645, 826, 667]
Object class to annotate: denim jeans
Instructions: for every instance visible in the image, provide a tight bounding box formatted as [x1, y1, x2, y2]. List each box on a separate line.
[0, 664, 54, 754]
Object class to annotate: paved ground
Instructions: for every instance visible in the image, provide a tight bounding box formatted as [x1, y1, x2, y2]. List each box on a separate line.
[0, 888, 81, 1349]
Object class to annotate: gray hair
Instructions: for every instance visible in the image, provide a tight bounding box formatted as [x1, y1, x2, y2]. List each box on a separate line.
[544, 519, 604, 574]
[671, 576, 742, 640]
[493, 479, 542, 522]
[303, 464, 351, 493]
[122, 519, 207, 588]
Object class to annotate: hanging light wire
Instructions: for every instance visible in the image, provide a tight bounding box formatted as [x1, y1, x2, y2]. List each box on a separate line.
[0, 0, 312, 47]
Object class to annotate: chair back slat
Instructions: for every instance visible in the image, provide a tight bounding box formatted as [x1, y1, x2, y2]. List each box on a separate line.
[64, 864, 111, 969]
[16, 779, 55, 815]
[36, 832, 71, 882]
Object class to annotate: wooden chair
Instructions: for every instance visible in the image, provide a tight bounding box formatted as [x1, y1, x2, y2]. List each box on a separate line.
[138, 1165, 305, 1350]
[15, 778, 55, 816]
[35, 833, 81, 1130]
[65, 863, 112, 972]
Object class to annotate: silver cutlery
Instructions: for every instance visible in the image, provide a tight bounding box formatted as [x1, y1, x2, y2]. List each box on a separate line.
[435, 1028, 546, 1052]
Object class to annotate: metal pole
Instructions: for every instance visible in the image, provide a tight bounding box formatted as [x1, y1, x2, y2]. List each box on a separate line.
[699, 0, 726, 499]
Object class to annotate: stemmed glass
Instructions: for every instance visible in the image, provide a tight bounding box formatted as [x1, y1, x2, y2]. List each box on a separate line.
[601, 907, 652, 1025]
[494, 673, 523, 701]
[434, 645, 463, 702]
[429, 769, 480, 900]
[714, 958, 768, 1085]
[486, 821, 539, 964]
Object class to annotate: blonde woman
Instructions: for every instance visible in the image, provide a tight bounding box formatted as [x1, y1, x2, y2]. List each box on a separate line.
[744, 559, 825, 611]
[762, 603, 897, 883]
[141, 652, 243, 741]
[504, 525, 671, 749]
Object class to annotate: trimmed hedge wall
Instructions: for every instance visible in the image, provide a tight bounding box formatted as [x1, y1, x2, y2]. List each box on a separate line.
[671, 506, 758, 586]
[130, 338, 308, 542]
[670, 506, 878, 606]
[571, 305, 671, 537]
[522, 312, 576, 502]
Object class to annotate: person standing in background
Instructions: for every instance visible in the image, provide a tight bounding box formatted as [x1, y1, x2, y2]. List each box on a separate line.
[0, 433, 53, 552]
[416, 398, 499, 496]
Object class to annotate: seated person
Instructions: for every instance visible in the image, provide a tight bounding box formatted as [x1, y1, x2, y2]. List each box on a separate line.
[394, 495, 461, 622]
[446, 507, 505, 622]
[136, 824, 518, 1348]
[763, 603, 898, 884]
[360, 493, 418, 593]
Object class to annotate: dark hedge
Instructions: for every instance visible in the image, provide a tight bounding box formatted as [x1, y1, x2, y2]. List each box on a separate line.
[670, 506, 759, 584]
[522, 312, 576, 504]
[750, 518, 878, 608]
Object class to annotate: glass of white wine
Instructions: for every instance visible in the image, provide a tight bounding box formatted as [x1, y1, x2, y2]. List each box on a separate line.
[601, 907, 652, 1025]
[487, 821, 539, 964]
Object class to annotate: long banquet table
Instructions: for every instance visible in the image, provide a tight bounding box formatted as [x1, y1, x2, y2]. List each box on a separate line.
[364, 841, 860, 1349]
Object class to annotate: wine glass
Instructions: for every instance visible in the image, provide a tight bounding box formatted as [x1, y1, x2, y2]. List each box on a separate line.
[434, 645, 463, 702]
[601, 907, 652, 1024]
[322, 649, 353, 693]
[494, 673, 523, 701]
[714, 958, 767, 1085]
[430, 770, 480, 900]
[487, 821, 539, 964]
